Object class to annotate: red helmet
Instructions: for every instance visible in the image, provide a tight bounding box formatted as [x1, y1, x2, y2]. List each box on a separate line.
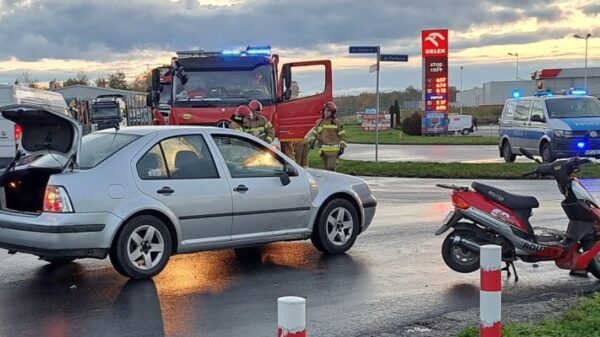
[235, 105, 252, 117]
[321, 101, 337, 115]
[248, 100, 263, 113]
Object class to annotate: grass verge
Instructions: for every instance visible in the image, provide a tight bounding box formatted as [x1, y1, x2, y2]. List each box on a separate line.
[458, 293, 600, 337]
[344, 125, 498, 145]
[308, 152, 600, 179]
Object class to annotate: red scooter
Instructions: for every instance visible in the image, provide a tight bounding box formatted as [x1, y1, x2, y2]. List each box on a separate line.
[435, 148, 600, 280]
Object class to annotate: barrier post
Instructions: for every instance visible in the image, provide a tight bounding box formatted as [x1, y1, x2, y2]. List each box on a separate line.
[277, 296, 306, 337]
[480, 245, 502, 337]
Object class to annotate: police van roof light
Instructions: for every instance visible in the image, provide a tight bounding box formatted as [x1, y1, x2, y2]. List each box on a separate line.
[222, 49, 241, 56]
[512, 90, 521, 98]
[571, 89, 587, 95]
[246, 45, 271, 55]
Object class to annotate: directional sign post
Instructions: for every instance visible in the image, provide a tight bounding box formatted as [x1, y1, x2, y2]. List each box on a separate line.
[349, 46, 409, 162]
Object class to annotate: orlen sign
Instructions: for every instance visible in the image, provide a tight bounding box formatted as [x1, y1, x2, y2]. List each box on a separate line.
[422, 29, 448, 57]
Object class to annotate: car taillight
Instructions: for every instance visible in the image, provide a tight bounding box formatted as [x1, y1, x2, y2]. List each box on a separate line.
[43, 186, 74, 213]
[14, 124, 22, 141]
[451, 193, 470, 209]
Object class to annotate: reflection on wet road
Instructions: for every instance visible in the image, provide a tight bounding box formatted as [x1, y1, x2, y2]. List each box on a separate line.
[0, 177, 599, 336]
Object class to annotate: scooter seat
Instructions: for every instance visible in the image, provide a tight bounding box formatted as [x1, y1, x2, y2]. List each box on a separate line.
[472, 182, 539, 209]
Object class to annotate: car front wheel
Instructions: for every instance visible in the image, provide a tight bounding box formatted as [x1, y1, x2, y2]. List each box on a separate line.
[110, 215, 172, 279]
[312, 199, 359, 254]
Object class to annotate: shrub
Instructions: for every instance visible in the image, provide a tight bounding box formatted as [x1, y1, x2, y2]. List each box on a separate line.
[402, 111, 422, 136]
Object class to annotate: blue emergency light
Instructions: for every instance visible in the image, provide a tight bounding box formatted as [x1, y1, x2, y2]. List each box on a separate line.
[246, 45, 271, 55]
[512, 90, 521, 98]
[222, 49, 241, 56]
[571, 89, 587, 96]
[577, 141, 586, 149]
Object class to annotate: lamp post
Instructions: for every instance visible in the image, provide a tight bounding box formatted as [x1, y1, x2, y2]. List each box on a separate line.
[507, 53, 519, 80]
[460, 66, 463, 115]
[574, 33, 592, 90]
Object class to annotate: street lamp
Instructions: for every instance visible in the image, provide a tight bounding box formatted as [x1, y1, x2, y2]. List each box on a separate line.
[507, 52, 519, 80]
[574, 33, 592, 90]
[460, 66, 463, 115]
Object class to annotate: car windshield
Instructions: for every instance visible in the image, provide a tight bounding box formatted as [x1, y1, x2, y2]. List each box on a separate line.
[78, 133, 140, 169]
[173, 64, 274, 106]
[91, 106, 119, 119]
[546, 98, 600, 118]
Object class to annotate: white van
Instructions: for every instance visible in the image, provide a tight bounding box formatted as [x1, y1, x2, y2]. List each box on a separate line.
[447, 114, 473, 135]
[0, 85, 69, 167]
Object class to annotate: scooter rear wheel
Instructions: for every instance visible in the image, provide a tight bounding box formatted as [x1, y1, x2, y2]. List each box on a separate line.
[583, 241, 600, 279]
[442, 230, 480, 273]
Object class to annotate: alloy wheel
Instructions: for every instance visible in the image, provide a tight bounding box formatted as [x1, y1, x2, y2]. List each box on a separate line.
[127, 225, 165, 270]
[325, 207, 354, 246]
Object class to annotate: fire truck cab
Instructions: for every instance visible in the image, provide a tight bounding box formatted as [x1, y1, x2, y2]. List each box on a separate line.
[150, 46, 332, 148]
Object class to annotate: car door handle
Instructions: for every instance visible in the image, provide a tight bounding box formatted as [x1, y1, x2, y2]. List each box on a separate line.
[233, 185, 249, 192]
[157, 187, 174, 194]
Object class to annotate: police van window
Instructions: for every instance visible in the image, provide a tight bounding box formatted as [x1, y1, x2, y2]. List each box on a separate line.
[212, 135, 284, 178]
[502, 100, 517, 120]
[530, 101, 545, 121]
[546, 97, 600, 118]
[514, 100, 532, 121]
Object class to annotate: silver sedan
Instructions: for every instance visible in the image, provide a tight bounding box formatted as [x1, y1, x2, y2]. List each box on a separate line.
[0, 104, 377, 278]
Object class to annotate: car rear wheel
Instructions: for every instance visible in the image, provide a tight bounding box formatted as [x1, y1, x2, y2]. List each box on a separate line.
[461, 128, 470, 136]
[110, 215, 172, 279]
[541, 142, 554, 163]
[312, 199, 359, 254]
[502, 141, 516, 162]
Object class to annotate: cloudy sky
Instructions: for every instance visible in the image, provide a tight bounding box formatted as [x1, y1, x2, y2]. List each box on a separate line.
[0, 0, 598, 94]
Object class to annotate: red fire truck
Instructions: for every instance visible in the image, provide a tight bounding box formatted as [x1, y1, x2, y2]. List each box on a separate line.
[149, 65, 173, 125]
[149, 46, 332, 149]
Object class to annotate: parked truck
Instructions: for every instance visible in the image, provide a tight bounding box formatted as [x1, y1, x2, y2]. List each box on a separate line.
[90, 94, 128, 130]
[148, 45, 332, 153]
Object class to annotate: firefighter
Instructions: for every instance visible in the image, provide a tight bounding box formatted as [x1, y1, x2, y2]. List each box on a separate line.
[293, 135, 310, 167]
[312, 102, 346, 171]
[231, 100, 274, 144]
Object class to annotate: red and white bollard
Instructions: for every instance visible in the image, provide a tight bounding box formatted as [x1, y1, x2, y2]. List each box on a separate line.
[480, 245, 502, 337]
[278, 296, 306, 337]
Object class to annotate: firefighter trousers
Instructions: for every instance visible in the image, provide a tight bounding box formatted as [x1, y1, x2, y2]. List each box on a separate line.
[321, 154, 338, 171]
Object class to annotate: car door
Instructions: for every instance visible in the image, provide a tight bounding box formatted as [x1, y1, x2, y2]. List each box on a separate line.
[526, 100, 547, 152]
[209, 133, 312, 240]
[511, 99, 533, 150]
[135, 134, 233, 246]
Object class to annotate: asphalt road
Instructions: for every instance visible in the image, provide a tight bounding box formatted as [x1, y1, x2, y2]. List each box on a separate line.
[1, 177, 600, 337]
[344, 144, 515, 163]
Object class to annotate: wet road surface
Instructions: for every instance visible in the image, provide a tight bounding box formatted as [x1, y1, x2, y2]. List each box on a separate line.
[1, 177, 600, 337]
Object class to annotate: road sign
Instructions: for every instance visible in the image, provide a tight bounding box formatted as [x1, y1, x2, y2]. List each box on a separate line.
[380, 54, 409, 62]
[365, 108, 376, 115]
[369, 63, 379, 73]
[349, 46, 379, 54]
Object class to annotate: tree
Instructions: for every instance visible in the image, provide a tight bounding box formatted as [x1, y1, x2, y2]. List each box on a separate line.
[63, 72, 90, 87]
[393, 99, 401, 128]
[107, 71, 130, 90]
[130, 70, 152, 92]
[16, 71, 39, 88]
[95, 77, 108, 88]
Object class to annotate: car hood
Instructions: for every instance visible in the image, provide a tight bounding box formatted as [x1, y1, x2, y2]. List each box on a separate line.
[550, 117, 600, 131]
[1, 104, 82, 167]
[305, 168, 365, 185]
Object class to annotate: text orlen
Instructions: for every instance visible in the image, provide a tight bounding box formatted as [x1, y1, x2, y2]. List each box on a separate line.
[424, 48, 447, 55]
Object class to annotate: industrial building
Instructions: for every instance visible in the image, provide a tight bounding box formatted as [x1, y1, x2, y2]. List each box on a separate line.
[53, 85, 147, 106]
[458, 67, 600, 108]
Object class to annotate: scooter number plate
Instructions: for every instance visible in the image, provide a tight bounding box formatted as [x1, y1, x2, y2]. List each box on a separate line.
[442, 211, 455, 225]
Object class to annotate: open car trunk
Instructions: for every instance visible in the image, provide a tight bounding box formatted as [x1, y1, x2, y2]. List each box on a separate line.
[0, 104, 81, 213]
[0, 167, 61, 213]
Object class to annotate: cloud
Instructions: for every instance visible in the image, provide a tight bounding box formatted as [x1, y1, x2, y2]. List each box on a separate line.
[582, 3, 600, 15]
[0, 0, 570, 63]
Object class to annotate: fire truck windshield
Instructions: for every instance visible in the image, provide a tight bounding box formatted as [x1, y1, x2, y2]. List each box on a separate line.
[173, 64, 274, 106]
[91, 106, 119, 119]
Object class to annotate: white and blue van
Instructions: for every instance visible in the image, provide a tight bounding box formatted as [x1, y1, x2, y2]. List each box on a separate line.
[499, 91, 600, 163]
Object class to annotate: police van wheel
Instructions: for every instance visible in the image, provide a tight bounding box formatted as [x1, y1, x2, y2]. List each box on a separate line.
[541, 142, 554, 163]
[502, 141, 516, 163]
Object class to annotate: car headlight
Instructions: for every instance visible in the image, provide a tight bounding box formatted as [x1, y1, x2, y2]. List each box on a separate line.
[306, 172, 319, 200]
[554, 130, 573, 138]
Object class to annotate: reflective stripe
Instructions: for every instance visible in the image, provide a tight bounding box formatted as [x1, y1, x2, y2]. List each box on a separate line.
[321, 125, 338, 130]
[316, 127, 323, 133]
[320, 144, 340, 152]
[265, 122, 273, 128]
[338, 130, 346, 136]
[266, 137, 273, 143]
[249, 127, 265, 132]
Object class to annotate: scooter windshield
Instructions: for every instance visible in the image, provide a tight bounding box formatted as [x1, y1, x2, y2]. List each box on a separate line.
[572, 179, 598, 206]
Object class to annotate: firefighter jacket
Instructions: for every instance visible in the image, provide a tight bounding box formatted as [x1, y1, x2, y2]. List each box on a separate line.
[312, 117, 347, 156]
[232, 115, 274, 143]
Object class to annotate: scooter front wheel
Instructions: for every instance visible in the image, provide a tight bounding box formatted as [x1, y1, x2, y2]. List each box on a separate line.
[442, 230, 480, 273]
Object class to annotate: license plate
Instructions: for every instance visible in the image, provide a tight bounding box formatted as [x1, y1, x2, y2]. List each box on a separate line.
[442, 211, 455, 225]
[585, 149, 600, 155]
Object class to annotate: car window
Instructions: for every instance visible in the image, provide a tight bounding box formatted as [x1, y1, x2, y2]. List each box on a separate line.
[502, 100, 516, 121]
[513, 100, 532, 121]
[137, 144, 168, 179]
[530, 101, 545, 121]
[212, 135, 284, 178]
[79, 133, 140, 169]
[137, 135, 219, 180]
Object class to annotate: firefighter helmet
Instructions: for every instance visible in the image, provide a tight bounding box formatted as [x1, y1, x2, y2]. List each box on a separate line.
[234, 105, 252, 117]
[248, 100, 263, 113]
[321, 101, 337, 115]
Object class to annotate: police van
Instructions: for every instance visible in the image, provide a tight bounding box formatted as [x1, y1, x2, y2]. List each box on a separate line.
[0, 85, 70, 167]
[499, 89, 600, 163]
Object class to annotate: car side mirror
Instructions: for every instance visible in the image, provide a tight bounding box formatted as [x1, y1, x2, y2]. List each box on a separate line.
[531, 115, 545, 123]
[284, 88, 292, 101]
[284, 164, 298, 177]
[146, 93, 153, 107]
[279, 171, 291, 186]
